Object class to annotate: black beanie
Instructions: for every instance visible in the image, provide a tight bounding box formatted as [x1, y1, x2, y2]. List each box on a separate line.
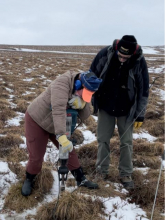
[117, 35, 137, 55]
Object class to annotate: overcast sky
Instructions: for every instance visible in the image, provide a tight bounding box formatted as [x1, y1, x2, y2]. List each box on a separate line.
[0, 0, 164, 46]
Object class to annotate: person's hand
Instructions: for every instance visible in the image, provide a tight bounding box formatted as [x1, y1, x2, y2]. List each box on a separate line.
[58, 135, 73, 153]
[68, 96, 86, 109]
[134, 121, 143, 129]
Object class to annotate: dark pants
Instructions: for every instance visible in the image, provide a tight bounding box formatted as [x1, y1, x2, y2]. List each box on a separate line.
[25, 111, 80, 174]
[96, 110, 133, 177]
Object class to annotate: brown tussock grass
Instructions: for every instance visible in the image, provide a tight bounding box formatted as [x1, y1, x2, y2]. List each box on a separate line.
[35, 88, 46, 96]
[129, 170, 164, 214]
[77, 179, 125, 199]
[0, 134, 24, 157]
[35, 191, 106, 220]
[4, 167, 54, 213]
[15, 99, 28, 113]
[21, 93, 36, 102]
[77, 142, 120, 184]
[84, 115, 97, 133]
[0, 108, 16, 123]
[4, 182, 43, 213]
[71, 129, 84, 145]
[34, 167, 54, 194]
[133, 140, 164, 156]
[7, 147, 28, 163]
[77, 142, 97, 174]
[147, 120, 164, 137]
[106, 166, 120, 183]
[66, 178, 77, 187]
[0, 98, 10, 108]
[145, 104, 164, 119]
[78, 157, 96, 175]
[133, 155, 161, 169]
[0, 134, 24, 147]
[148, 89, 163, 106]
[77, 141, 98, 159]
[8, 162, 26, 180]
[157, 135, 164, 143]
[2, 126, 25, 136]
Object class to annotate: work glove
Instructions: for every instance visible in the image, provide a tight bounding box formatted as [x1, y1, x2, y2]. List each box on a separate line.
[57, 135, 73, 153]
[68, 96, 86, 109]
[134, 121, 143, 129]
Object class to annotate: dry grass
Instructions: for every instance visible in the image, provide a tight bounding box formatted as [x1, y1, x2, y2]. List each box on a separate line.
[133, 155, 161, 169]
[15, 99, 29, 113]
[0, 46, 164, 219]
[35, 191, 106, 220]
[0, 107, 17, 123]
[7, 147, 28, 163]
[4, 167, 54, 213]
[0, 134, 24, 157]
[34, 167, 54, 194]
[77, 179, 125, 199]
[77, 141, 98, 159]
[8, 162, 26, 180]
[4, 182, 43, 213]
[84, 115, 97, 133]
[133, 140, 164, 156]
[66, 178, 77, 187]
[129, 170, 164, 214]
[147, 119, 164, 136]
[70, 129, 84, 145]
[77, 141, 97, 174]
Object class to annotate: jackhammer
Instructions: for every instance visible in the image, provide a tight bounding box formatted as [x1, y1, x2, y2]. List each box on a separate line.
[58, 109, 78, 191]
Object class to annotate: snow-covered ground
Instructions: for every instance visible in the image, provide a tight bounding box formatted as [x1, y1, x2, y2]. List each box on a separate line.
[1, 111, 164, 219]
[0, 46, 164, 219]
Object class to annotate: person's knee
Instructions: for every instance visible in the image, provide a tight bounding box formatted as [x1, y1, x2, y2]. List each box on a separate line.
[97, 134, 110, 144]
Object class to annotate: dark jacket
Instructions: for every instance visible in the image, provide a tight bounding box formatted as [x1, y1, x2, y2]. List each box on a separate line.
[90, 40, 149, 122]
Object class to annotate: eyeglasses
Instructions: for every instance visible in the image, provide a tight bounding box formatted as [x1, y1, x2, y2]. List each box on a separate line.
[118, 52, 131, 61]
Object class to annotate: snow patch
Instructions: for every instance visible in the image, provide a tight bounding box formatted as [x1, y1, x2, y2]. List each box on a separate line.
[103, 196, 148, 220]
[5, 112, 25, 127]
[133, 131, 157, 142]
[81, 130, 96, 144]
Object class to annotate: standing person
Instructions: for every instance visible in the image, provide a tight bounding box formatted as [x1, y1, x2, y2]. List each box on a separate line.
[90, 35, 149, 189]
[21, 70, 102, 196]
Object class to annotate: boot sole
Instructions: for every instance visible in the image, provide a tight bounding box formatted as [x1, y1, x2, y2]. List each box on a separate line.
[21, 189, 31, 196]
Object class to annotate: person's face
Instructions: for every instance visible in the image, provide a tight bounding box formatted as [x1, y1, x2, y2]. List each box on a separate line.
[118, 51, 131, 63]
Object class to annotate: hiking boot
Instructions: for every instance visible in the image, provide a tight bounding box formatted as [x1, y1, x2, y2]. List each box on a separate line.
[120, 176, 134, 189]
[21, 172, 36, 196]
[71, 167, 99, 189]
[77, 177, 98, 189]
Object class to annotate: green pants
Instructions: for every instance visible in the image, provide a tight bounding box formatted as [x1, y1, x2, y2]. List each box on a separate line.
[96, 109, 133, 177]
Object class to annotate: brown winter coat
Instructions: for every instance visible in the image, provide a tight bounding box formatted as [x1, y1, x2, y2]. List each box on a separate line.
[27, 71, 91, 135]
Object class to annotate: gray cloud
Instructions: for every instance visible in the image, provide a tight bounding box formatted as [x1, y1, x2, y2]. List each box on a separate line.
[0, 0, 164, 45]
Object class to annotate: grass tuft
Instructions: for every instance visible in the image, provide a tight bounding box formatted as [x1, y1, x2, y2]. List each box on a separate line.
[7, 147, 28, 163]
[4, 167, 54, 213]
[35, 191, 106, 220]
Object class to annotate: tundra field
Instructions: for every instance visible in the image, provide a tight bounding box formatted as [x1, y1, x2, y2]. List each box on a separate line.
[0, 45, 164, 220]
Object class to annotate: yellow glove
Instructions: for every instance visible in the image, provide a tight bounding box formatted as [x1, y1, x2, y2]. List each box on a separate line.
[68, 96, 86, 109]
[134, 122, 143, 129]
[58, 135, 73, 153]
